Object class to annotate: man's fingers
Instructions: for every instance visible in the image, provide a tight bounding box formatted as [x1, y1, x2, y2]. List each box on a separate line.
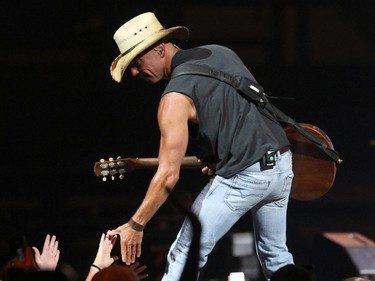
[129, 241, 137, 263]
[123, 240, 132, 265]
[122, 239, 139, 265]
[136, 243, 142, 258]
[125, 243, 133, 265]
[202, 166, 214, 175]
[121, 247, 127, 263]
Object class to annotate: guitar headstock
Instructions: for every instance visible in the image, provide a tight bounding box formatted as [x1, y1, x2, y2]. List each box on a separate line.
[93, 155, 200, 182]
[93, 156, 135, 181]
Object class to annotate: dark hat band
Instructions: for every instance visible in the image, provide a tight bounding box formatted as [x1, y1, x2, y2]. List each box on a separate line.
[121, 40, 145, 57]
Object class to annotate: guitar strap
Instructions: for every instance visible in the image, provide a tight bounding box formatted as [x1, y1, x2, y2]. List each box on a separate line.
[171, 64, 343, 165]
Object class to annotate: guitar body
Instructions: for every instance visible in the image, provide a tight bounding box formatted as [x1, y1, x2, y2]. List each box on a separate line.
[284, 123, 337, 200]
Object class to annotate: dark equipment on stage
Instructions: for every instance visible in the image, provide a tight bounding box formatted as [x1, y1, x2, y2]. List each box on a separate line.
[313, 232, 375, 281]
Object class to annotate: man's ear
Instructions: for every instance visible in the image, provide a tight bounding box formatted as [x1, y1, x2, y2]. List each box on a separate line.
[154, 45, 165, 58]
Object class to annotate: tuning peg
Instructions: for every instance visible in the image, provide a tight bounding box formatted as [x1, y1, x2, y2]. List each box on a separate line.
[119, 174, 124, 179]
[117, 156, 121, 159]
[100, 159, 105, 162]
[109, 157, 114, 161]
[102, 176, 107, 182]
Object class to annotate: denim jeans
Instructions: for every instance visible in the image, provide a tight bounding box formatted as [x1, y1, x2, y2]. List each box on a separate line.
[162, 150, 294, 281]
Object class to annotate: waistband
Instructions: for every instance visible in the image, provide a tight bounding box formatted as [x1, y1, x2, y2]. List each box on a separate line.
[278, 146, 290, 155]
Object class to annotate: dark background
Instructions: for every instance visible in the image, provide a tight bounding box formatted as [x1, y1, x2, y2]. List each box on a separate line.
[1, 1, 375, 280]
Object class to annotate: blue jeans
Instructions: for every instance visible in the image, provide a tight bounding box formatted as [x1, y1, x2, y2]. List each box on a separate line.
[162, 150, 294, 281]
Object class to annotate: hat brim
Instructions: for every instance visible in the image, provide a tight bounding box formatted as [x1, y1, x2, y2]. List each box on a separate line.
[110, 26, 189, 83]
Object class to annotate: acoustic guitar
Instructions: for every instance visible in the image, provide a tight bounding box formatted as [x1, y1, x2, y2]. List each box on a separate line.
[94, 123, 337, 200]
[284, 123, 337, 200]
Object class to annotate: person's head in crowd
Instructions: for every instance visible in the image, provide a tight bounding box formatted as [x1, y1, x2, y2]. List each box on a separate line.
[92, 264, 144, 281]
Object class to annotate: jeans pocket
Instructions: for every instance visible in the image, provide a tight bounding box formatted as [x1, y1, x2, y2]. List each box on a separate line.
[224, 174, 269, 211]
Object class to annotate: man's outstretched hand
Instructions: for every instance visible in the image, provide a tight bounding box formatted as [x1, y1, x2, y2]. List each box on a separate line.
[108, 223, 143, 265]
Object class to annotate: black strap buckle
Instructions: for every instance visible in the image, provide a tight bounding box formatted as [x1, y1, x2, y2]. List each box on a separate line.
[262, 150, 276, 167]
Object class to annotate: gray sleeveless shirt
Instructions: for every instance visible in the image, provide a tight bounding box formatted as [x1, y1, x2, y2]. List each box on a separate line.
[162, 45, 289, 178]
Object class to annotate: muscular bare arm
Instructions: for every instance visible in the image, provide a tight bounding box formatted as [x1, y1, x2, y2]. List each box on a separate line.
[133, 92, 192, 224]
[108, 92, 195, 265]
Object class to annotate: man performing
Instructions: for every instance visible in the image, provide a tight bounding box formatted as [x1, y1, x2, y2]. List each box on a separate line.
[107, 12, 294, 281]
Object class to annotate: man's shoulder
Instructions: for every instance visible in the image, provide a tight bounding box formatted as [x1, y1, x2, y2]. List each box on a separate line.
[174, 44, 235, 64]
[191, 44, 236, 56]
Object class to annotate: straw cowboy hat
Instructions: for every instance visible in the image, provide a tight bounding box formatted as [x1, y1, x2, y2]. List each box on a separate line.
[110, 12, 189, 83]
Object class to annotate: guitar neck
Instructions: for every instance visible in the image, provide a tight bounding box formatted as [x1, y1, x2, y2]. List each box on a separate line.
[131, 156, 201, 168]
[94, 156, 202, 178]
